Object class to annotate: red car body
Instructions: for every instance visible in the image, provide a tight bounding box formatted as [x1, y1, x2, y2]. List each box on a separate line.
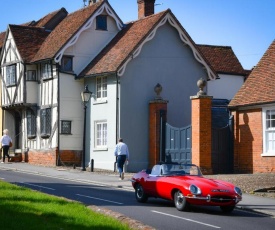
[131, 163, 242, 213]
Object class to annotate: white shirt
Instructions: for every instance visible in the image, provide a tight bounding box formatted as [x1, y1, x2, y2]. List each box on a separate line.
[114, 142, 129, 159]
[1, 134, 12, 146]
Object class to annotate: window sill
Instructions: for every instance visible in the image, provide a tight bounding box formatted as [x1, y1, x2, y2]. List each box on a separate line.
[7, 84, 16, 87]
[40, 134, 50, 139]
[93, 99, 107, 105]
[42, 77, 54, 82]
[93, 147, 108, 151]
[261, 153, 275, 157]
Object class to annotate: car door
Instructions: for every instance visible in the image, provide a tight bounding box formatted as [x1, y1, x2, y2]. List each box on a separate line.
[144, 165, 161, 197]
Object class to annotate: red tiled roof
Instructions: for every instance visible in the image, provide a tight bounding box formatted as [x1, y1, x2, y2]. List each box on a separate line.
[32, 2, 104, 62]
[197, 44, 248, 76]
[10, 25, 50, 63]
[229, 39, 275, 107]
[79, 10, 171, 76]
[0, 8, 66, 51]
[33, 7, 67, 28]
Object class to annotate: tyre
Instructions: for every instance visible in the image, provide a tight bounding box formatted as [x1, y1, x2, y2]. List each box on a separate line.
[174, 190, 188, 211]
[135, 184, 148, 203]
[220, 205, 235, 213]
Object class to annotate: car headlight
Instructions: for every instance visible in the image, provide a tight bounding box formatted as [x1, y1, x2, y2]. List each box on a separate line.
[189, 184, 201, 195]
[234, 187, 242, 196]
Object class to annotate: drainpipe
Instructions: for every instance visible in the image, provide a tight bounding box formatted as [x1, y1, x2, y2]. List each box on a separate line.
[115, 72, 120, 172]
[116, 73, 119, 142]
[23, 63, 27, 152]
[57, 62, 61, 166]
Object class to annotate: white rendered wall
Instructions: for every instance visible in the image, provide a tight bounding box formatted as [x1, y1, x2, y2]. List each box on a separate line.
[207, 73, 245, 100]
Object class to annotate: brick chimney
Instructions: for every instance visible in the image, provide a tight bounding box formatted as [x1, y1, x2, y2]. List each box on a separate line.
[137, 0, 156, 19]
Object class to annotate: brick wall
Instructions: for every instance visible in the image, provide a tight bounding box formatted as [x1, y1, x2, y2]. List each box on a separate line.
[148, 100, 167, 168]
[191, 96, 213, 174]
[25, 149, 82, 167]
[232, 109, 275, 173]
[27, 148, 57, 166]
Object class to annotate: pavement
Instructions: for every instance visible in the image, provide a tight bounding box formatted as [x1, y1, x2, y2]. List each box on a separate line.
[1, 162, 275, 218]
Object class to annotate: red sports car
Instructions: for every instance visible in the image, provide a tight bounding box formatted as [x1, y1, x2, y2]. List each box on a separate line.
[131, 163, 242, 213]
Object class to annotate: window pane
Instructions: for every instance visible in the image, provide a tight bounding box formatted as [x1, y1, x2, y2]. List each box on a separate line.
[61, 120, 71, 134]
[95, 121, 107, 147]
[266, 110, 275, 129]
[41, 108, 51, 137]
[6, 65, 16, 85]
[96, 15, 107, 30]
[61, 56, 73, 71]
[96, 76, 107, 99]
[102, 77, 107, 98]
[267, 131, 275, 152]
[96, 79, 101, 98]
[27, 70, 36, 81]
[42, 63, 51, 79]
[27, 110, 36, 137]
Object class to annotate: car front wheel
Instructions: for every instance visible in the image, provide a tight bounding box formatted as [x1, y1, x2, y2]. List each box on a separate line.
[135, 184, 148, 203]
[174, 190, 188, 211]
[220, 205, 235, 213]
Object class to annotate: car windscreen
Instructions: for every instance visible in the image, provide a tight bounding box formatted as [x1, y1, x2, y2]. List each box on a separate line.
[161, 164, 202, 176]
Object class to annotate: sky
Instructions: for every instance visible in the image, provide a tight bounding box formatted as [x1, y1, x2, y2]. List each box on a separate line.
[0, 0, 274, 70]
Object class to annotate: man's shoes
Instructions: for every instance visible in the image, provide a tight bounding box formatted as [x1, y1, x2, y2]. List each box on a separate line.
[1, 162, 4, 164]
[121, 172, 124, 180]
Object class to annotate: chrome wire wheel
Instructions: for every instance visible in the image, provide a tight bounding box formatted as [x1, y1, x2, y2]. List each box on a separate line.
[174, 190, 188, 211]
[135, 184, 148, 203]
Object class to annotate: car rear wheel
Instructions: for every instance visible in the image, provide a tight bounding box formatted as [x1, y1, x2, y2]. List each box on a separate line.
[174, 190, 188, 211]
[135, 184, 148, 203]
[220, 205, 235, 213]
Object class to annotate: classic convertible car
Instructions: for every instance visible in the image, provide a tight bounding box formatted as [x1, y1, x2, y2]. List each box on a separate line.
[131, 163, 242, 213]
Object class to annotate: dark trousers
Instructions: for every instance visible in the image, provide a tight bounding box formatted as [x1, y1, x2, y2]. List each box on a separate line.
[117, 155, 126, 175]
[2, 146, 10, 162]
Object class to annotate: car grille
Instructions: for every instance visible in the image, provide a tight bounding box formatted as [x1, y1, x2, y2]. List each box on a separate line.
[210, 196, 234, 203]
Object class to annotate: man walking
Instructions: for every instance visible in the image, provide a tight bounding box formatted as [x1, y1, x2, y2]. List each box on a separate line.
[114, 138, 129, 180]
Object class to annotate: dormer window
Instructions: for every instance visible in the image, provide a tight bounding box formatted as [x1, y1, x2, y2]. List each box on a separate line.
[61, 56, 73, 72]
[96, 15, 107, 30]
[6, 64, 16, 86]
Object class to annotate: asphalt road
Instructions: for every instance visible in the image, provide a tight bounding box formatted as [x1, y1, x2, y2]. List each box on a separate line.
[1, 169, 275, 230]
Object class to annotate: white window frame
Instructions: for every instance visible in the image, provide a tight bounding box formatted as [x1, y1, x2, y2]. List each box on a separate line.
[262, 107, 275, 156]
[95, 120, 107, 149]
[96, 76, 107, 101]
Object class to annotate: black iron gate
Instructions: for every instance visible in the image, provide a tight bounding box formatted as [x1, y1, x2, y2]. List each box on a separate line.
[162, 122, 192, 164]
[212, 116, 234, 174]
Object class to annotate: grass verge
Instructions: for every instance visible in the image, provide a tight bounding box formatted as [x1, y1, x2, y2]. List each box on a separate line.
[0, 180, 131, 230]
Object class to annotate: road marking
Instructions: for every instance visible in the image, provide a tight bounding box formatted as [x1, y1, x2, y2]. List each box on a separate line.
[20, 182, 55, 191]
[76, 194, 123, 205]
[151, 210, 221, 229]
